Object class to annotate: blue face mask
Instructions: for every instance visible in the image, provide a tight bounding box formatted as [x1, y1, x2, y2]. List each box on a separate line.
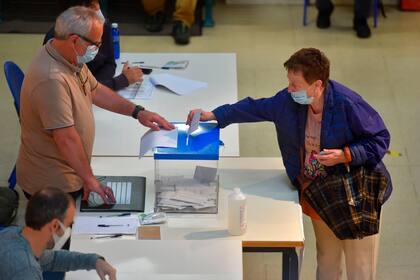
[76, 45, 99, 65]
[291, 89, 314, 105]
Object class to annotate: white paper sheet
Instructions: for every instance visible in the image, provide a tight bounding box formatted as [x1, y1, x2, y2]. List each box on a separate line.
[118, 78, 155, 100]
[72, 216, 139, 235]
[187, 111, 200, 136]
[150, 73, 207, 95]
[139, 128, 178, 157]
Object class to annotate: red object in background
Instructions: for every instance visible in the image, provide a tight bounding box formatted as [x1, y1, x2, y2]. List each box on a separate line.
[400, 0, 420, 10]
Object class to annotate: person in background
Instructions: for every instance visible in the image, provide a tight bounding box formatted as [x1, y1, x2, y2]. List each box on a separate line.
[141, 0, 197, 45]
[0, 188, 117, 280]
[44, 0, 142, 91]
[187, 48, 392, 280]
[316, 0, 373, 39]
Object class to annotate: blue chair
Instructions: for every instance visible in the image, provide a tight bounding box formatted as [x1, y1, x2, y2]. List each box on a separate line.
[303, 0, 380, 28]
[4, 61, 24, 190]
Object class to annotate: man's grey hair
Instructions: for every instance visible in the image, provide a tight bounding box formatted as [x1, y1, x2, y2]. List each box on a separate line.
[54, 6, 104, 39]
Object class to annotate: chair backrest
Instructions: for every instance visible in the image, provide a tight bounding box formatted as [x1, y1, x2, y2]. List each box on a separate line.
[4, 61, 24, 116]
[3, 61, 24, 190]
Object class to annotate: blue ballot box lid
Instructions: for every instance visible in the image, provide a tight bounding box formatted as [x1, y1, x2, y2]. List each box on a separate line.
[154, 122, 220, 160]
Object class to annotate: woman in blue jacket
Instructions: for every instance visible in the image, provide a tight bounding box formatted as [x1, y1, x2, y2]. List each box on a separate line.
[187, 48, 391, 280]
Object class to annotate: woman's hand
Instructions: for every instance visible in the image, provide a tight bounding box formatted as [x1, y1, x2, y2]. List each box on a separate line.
[316, 149, 347, 166]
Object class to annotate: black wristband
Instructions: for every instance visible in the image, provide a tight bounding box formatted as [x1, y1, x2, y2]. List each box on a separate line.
[131, 105, 145, 119]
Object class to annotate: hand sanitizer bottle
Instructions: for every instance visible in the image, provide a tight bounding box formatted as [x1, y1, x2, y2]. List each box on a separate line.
[228, 188, 247, 236]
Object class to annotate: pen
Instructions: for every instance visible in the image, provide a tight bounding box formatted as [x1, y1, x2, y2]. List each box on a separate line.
[97, 224, 127, 227]
[120, 61, 144, 64]
[90, 234, 123, 239]
[99, 213, 131, 218]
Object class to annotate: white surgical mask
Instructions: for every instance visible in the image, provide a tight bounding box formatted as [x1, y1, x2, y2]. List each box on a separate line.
[96, 9, 105, 21]
[52, 221, 72, 250]
[76, 45, 99, 65]
[291, 89, 314, 105]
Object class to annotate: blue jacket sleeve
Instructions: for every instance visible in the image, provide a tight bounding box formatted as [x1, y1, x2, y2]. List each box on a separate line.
[212, 93, 283, 128]
[39, 249, 99, 272]
[346, 99, 390, 166]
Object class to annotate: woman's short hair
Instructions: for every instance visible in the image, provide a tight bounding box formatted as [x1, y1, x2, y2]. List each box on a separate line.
[54, 5, 104, 39]
[284, 48, 330, 86]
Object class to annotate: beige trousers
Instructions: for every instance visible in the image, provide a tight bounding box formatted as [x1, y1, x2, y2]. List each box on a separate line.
[312, 219, 380, 280]
[142, 0, 197, 27]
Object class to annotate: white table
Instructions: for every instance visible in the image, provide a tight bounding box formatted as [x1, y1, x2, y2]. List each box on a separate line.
[92, 53, 239, 157]
[72, 157, 304, 280]
[67, 240, 242, 280]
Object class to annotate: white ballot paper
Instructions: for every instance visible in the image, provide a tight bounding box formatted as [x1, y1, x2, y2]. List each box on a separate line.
[72, 216, 139, 235]
[188, 111, 201, 136]
[139, 128, 178, 157]
[150, 73, 207, 95]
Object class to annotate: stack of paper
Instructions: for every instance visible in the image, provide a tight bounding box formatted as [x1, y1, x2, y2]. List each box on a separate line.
[155, 166, 219, 211]
[156, 180, 217, 210]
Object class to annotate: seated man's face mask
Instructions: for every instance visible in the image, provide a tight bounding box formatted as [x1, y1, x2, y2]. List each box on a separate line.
[49, 220, 72, 250]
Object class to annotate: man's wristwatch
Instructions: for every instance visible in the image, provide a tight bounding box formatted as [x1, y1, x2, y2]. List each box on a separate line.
[131, 105, 145, 119]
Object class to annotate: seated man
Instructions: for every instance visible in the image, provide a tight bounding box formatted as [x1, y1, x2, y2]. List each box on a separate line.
[0, 188, 116, 280]
[141, 0, 197, 45]
[44, 0, 142, 91]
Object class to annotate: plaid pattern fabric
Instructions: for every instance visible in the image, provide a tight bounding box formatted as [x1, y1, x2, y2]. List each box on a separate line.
[303, 166, 389, 240]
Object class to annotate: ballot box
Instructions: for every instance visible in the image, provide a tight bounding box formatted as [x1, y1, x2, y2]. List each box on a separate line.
[154, 123, 221, 214]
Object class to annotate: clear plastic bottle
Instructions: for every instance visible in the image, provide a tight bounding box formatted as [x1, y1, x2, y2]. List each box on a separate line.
[111, 23, 120, 60]
[228, 188, 247, 236]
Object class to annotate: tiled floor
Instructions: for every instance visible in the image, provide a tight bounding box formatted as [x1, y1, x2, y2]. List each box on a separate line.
[1, 3, 420, 280]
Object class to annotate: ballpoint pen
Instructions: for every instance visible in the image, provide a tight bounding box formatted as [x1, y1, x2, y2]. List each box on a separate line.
[97, 224, 128, 227]
[90, 234, 123, 239]
[99, 213, 131, 218]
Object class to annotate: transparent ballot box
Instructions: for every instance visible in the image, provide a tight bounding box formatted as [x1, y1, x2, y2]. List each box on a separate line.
[154, 123, 220, 214]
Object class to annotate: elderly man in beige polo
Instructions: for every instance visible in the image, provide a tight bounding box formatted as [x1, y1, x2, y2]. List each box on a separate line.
[17, 6, 174, 203]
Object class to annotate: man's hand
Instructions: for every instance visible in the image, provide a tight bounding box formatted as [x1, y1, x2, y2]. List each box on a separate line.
[122, 62, 143, 85]
[186, 109, 215, 125]
[138, 110, 175, 131]
[95, 258, 116, 280]
[316, 149, 347, 167]
[82, 177, 116, 204]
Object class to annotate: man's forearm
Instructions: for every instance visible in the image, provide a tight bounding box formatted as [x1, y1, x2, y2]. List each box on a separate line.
[93, 83, 136, 116]
[39, 250, 99, 272]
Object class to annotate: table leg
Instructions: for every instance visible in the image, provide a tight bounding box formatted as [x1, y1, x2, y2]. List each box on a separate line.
[282, 248, 299, 280]
[243, 247, 300, 280]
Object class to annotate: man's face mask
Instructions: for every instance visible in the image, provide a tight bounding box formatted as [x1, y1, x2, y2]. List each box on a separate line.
[52, 220, 72, 250]
[76, 44, 99, 65]
[96, 9, 105, 21]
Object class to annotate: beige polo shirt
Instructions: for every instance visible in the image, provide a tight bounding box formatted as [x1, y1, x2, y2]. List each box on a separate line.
[17, 40, 98, 195]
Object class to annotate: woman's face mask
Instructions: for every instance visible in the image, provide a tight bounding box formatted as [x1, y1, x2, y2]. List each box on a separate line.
[290, 89, 314, 105]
